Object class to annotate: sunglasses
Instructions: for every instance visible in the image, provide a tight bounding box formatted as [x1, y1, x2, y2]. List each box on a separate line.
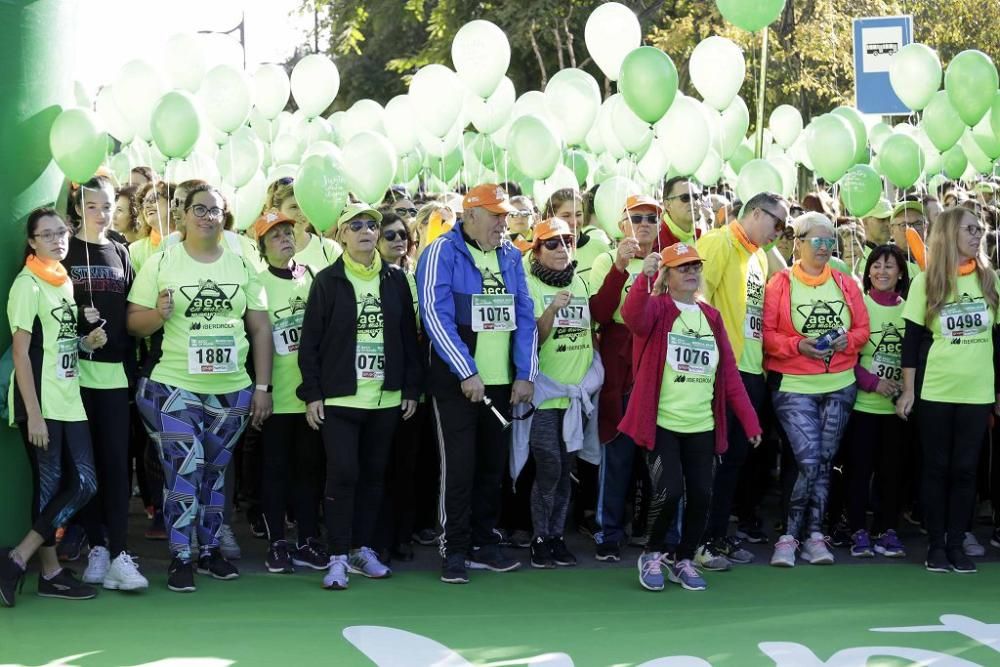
[757, 207, 788, 232]
[382, 229, 409, 242]
[665, 192, 702, 204]
[276, 177, 294, 185]
[394, 207, 418, 217]
[801, 237, 837, 251]
[508, 210, 534, 219]
[541, 236, 575, 251]
[348, 219, 379, 233]
[628, 213, 660, 226]
[671, 261, 703, 274]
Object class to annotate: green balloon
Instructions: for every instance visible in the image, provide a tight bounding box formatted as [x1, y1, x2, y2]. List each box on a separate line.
[49, 108, 107, 183]
[426, 144, 463, 182]
[466, 131, 498, 169]
[945, 50, 999, 127]
[594, 176, 639, 239]
[868, 122, 893, 153]
[398, 150, 423, 182]
[879, 133, 922, 189]
[832, 106, 868, 165]
[972, 115, 1000, 160]
[716, 0, 786, 32]
[618, 46, 678, 124]
[923, 91, 965, 152]
[839, 164, 882, 217]
[563, 149, 590, 186]
[990, 92, 1000, 149]
[294, 153, 349, 233]
[729, 143, 754, 174]
[149, 91, 201, 159]
[806, 114, 856, 182]
[736, 159, 782, 203]
[508, 114, 560, 181]
[960, 131, 994, 174]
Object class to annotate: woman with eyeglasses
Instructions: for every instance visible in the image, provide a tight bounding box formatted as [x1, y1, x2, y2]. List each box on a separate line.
[764, 212, 869, 568]
[1, 208, 107, 607]
[619, 242, 761, 592]
[897, 208, 1000, 574]
[297, 203, 421, 590]
[547, 189, 612, 286]
[127, 184, 274, 593]
[128, 181, 176, 273]
[263, 178, 342, 269]
[508, 195, 537, 253]
[161, 180, 260, 272]
[63, 176, 148, 592]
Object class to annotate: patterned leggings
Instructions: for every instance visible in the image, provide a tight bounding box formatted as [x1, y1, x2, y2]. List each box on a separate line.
[136, 378, 252, 560]
[771, 385, 856, 539]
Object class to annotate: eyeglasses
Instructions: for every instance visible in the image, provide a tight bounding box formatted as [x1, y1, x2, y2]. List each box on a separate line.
[541, 236, 575, 251]
[188, 204, 225, 221]
[665, 192, 703, 204]
[963, 224, 986, 238]
[672, 262, 703, 274]
[382, 229, 408, 242]
[801, 237, 837, 251]
[890, 218, 925, 229]
[756, 207, 788, 232]
[780, 228, 796, 240]
[347, 219, 379, 233]
[276, 177, 294, 185]
[628, 213, 660, 226]
[33, 228, 70, 243]
[507, 210, 534, 219]
[393, 207, 418, 217]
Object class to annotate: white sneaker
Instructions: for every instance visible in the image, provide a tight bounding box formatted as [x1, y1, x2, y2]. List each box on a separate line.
[82, 545, 110, 584]
[770, 534, 798, 568]
[218, 524, 241, 560]
[963, 532, 986, 558]
[103, 552, 149, 591]
[801, 532, 835, 565]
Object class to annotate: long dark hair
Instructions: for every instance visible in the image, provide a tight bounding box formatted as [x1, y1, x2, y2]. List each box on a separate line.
[862, 243, 911, 299]
[67, 175, 115, 231]
[24, 207, 65, 261]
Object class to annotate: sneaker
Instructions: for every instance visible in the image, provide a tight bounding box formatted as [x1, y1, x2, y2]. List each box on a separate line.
[948, 548, 977, 574]
[577, 514, 600, 539]
[694, 543, 732, 572]
[247, 508, 267, 539]
[547, 536, 577, 567]
[829, 522, 852, 548]
[991, 527, 1000, 549]
[637, 552, 665, 591]
[530, 537, 556, 569]
[770, 534, 798, 568]
[440, 553, 469, 584]
[167, 557, 196, 592]
[82, 545, 111, 584]
[56, 525, 87, 561]
[802, 532, 835, 565]
[348, 546, 392, 579]
[144, 511, 167, 540]
[468, 545, 521, 572]
[197, 550, 240, 580]
[265, 541, 295, 574]
[595, 541, 621, 562]
[293, 538, 331, 571]
[413, 528, 441, 546]
[495, 527, 512, 547]
[218, 524, 241, 560]
[925, 547, 949, 572]
[0, 549, 27, 608]
[717, 536, 754, 564]
[668, 559, 707, 591]
[849, 530, 874, 558]
[37, 568, 97, 600]
[103, 552, 148, 591]
[874, 530, 906, 558]
[735, 520, 768, 544]
[509, 530, 533, 549]
[963, 532, 986, 557]
[323, 555, 349, 590]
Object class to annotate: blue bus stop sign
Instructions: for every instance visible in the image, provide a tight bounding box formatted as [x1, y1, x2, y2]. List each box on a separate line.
[853, 15, 914, 115]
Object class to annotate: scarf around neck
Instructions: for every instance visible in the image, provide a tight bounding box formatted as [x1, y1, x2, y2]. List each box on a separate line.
[531, 258, 575, 288]
[26, 254, 68, 286]
[343, 250, 382, 280]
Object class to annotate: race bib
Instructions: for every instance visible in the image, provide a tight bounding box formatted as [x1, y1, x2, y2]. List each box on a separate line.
[355, 341, 385, 380]
[56, 338, 79, 380]
[188, 335, 237, 374]
[870, 350, 902, 382]
[667, 332, 718, 376]
[272, 313, 304, 356]
[544, 295, 591, 329]
[744, 304, 763, 341]
[939, 301, 988, 337]
[472, 293, 516, 332]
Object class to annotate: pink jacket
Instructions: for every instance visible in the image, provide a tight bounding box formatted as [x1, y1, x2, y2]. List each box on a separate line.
[617, 274, 762, 453]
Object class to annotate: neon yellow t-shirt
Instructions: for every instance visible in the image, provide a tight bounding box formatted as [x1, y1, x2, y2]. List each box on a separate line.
[295, 234, 342, 272]
[657, 303, 717, 433]
[128, 245, 267, 395]
[575, 226, 613, 286]
[467, 243, 513, 386]
[586, 251, 644, 324]
[78, 360, 129, 390]
[780, 273, 855, 394]
[903, 272, 999, 405]
[258, 265, 313, 414]
[6, 269, 87, 422]
[528, 273, 594, 410]
[128, 237, 161, 273]
[855, 293, 905, 415]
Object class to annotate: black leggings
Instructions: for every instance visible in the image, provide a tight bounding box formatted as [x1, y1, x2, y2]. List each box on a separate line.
[77, 387, 131, 555]
[843, 410, 906, 534]
[917, 400, 990, 550]
[260, 413, 324, 545]
[645, 428, 715, 560]
[322, 405, 399, 555]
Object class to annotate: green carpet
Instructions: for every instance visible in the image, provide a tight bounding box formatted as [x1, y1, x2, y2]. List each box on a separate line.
[2, 564, 1000, 666]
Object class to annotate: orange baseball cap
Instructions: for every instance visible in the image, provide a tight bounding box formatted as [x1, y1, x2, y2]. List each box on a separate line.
[254, 208, 294, 239]
[660, 242, 703, 268]
[463, 183, 516, 214]
[625, 194, 663, 213]
[532, 218, 573, 244]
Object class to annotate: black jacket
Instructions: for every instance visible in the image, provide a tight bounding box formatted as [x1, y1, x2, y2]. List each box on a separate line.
[297, 257, 421, 404]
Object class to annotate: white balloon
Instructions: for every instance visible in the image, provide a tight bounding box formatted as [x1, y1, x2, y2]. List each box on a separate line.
[113, 60, 164, 142]
[343, 131, 398, 204]
[771, 155, 798, 197]
[384, 95, 419, 155]
[654, 95, 710, 176]
[584, 2, 641, 81]
[609, 94, 653, 154]
[291, 54, 341, 118]
[217, 134, 262, 188]
[162, 33, 206, 93]
[418, 122, 463, 158]
[719, 96, 750, 160]
[199, 65, 253, 134]
[409, 64, 464, 138]
[271, 133, 305, 166]
[228, 170, 268, 231]
[73, 80, 93, 110]
[303, 140, 342, 161]
[451, 20, 510, 98]
[467, 77, 515, 135]
[96, 86, 134, 144]
[267, 163, 299, 183]
[545, 69, 601, 147]
[254, 64, 291, 120]
[637, 137, 671, 183]
[585, 123, 606, 154]
[342, 99, 386, 141]
[302, 116, 334, 145]
[694, 149, 723, 186]
[533, 165, 578, 208]
[689, 37, 746, 111]
[327, 110, 347, 143]
[598, 100, 628, 160]
[768, 104, 804, 149]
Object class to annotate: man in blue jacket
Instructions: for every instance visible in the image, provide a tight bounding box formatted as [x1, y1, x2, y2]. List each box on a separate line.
[417, 183, 538, 584]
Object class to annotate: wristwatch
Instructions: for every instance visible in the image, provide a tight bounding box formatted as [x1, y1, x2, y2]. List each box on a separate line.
[255, 384, 273, 393]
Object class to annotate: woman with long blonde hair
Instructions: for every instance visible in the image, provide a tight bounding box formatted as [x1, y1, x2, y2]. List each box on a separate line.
[897, 207, 1000, 574]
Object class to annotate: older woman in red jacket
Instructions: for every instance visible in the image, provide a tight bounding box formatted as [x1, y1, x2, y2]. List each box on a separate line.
[619, 242, 761, 593]
[763, 212, 869, 569]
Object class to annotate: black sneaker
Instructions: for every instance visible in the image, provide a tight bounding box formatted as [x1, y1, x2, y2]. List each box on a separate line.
[510, 530, 533, 549]
[990, 527, 1000, 549]
[37, 568, 97, 600]
[468, 544, 521, 572]
[829, 523, 852, 548]
[947, 548, 977, 574]
[413, 528, 441, 546]
[595, 541, 621, 562]
[735, 520, 768, 544]
[924, 547, 950, 573]
[265, 541, 294, 574]
[440, 553, 469, 584]
[197, 550, 240, 580]
[292, 538, 331, 571]
[530, 537, 555, 569]
[547, 536, 578, 567]
[0, 548, 27, 608]
[247, 508, 267, 539]
[167, 557, 196, 592]
[577, 514, 600, 539]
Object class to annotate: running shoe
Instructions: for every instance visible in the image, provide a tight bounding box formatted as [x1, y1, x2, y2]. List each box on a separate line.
[668, 559, 707, 591]
[440, 553, 469, 584]
[509, 530, 533, 549]
[218, 524, 242, 560]
[348, 546, 392, 579]
[167, 557, 196, 592]
[37, 568, 97, 600]
[925, 547, 949, 572]
[413, 528, 441, 546]
[829, 522, 852, 548]
[247, 507, 267, 539]
[991, 527, 1000, 549]
[849, 529, 874, 558]
[265, 541, 295, 574]
[103, 552, 148, 591]
[0, 548, 26, 608]
[144, 511, 167, 541]
[874, 530, 906, 558]
[770, 534, 798, 568]
[637, 552, 665, 591]
[963, 532, 986, 557]
[530, 536, 556, 569]
[323, 555, 349, 590]
[716, 536, 754, 564]
[197, 550, 239, 580]
[547, 536, 577, 567]
[82, 545, 111, 584]
[56, 525, 87, 561]
[948, 548, 977, 574]
[735, 521, 768, 544]
[595, 541, 621, 562]
[694, 543, 732, 572]
[801, 532, 835, 565]
[468, 545, 521, 572]
[293, 538, 331, 570]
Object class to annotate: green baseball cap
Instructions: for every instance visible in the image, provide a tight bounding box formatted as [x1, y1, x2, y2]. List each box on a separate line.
[891, 200, 925, 219]
[864, 198, 893, 219]
[337, 202, 383, 227]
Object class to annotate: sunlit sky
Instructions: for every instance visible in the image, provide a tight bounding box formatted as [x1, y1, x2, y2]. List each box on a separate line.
[73, 0, 315, 95]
